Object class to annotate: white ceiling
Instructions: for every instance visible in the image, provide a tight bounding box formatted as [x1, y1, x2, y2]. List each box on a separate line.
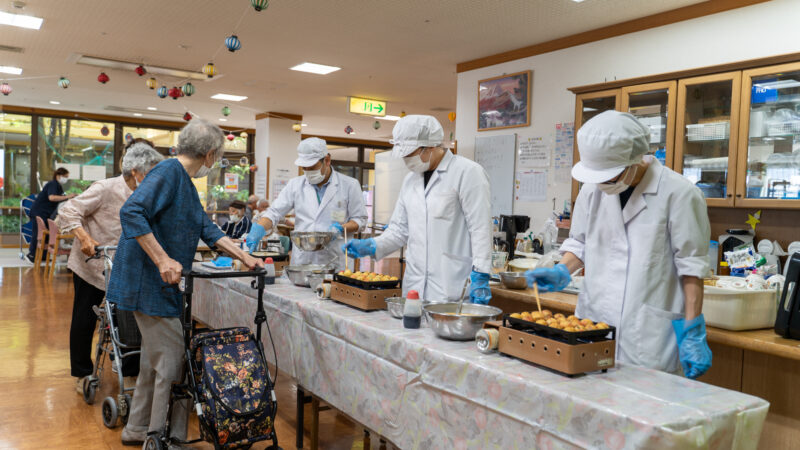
[0, 0, 705, 141]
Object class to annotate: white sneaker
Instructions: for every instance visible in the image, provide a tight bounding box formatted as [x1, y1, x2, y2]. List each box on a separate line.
[76, 376, 88, 395]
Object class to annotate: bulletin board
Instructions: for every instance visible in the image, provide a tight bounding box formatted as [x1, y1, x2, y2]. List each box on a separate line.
[475, 134, 516, 217]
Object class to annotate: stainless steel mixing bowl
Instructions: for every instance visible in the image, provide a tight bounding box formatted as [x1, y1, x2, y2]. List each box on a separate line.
[290, 231, 336, 252]
[284, 264, 336, 287]
[499, 271, 528, 290]
[423, 303, 503, 340]
[385, 297, 405, 319]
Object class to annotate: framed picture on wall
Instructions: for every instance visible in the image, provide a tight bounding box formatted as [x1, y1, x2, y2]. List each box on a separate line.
[478, 70, 531, 131]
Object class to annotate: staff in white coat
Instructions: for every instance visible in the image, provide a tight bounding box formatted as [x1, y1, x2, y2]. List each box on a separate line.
[343, 115, 493, 304]
[525, 111, 712, 378]
[245, 137, 367, 268]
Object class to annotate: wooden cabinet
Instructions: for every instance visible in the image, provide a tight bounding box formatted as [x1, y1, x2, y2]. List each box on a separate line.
[675, 72, 742, 207]
[571, 60, 800, 209]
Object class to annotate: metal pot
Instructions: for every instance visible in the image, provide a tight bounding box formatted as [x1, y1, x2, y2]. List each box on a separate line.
[284, 264, 336, 287]
[290, 231, 336, 252]
[385, 297, 405, 319]
[423, 302, 503, 341]
[499, 271, 528, 290]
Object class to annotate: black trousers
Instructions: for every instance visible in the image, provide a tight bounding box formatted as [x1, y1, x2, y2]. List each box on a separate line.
[70, 273, 140, 377]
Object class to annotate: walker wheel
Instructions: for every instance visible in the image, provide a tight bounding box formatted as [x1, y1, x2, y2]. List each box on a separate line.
[83, 378, 97, 405]
[101, 396, 119, 428]
[144, 434, 164, 450]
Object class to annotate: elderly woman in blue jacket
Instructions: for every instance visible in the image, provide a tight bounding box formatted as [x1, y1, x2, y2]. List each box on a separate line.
[107, 119, 263, 446]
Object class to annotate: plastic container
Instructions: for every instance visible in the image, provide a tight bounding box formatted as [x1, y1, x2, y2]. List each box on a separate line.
[702, 279, 779, 330]
[708, 240, 719, 275]
[403, 290, 422, 329]
[264, 257, 275, 284]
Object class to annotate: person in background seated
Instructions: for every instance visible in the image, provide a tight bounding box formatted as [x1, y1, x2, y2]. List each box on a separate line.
[56, 142, 164, 394]
[221, 200, 251, 240]
[107, 119, 264, 447]
[25, 167, 76, 264]
[245, 194, 259, 220]
[255, 198, 269, 219]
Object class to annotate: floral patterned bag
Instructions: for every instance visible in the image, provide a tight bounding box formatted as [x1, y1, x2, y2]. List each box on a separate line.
[190, 327, 274, 448]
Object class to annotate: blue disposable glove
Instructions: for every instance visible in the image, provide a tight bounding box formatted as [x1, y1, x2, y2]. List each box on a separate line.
[341, 238, 376, 258]
[523, 263, 571, 292]
[245, 223, 267, 253]
[469, 271, 492, 305]
[672, 314, 712, 379]
[213, 256, 233, 267]
[329, 222, 344, 237]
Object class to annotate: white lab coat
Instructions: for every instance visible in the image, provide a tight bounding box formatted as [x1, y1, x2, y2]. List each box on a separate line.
[261, 170, 367, 269]
[560, 156, 710, 373]
[375, 151, 492, 302]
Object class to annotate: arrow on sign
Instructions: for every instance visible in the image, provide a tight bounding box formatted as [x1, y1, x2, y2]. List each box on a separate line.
[373, 103, 384, 113]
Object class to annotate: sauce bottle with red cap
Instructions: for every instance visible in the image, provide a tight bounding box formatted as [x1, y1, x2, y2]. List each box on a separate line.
[403, 290, 422, 329]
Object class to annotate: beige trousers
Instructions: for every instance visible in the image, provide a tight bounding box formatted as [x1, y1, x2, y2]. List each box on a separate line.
[124, 312, 189, 440]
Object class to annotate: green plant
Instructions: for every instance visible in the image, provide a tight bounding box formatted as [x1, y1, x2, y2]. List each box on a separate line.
[234, 189, 250, 202]
[209, 185, 230, 200]
[0, 215, 21, 233]
[227, 164, 251, 178]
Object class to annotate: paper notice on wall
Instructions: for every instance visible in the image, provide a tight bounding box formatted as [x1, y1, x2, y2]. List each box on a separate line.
[255, 177, 267, 198]
[272, 168, 292, 201]
[224, 172, 239, 193]
[82, 165, 106, 181]
[518, 136, 549, 168]
[515, 170, 547, 202]
[554, 122, 574, 183]
[55, 163, 81, 180]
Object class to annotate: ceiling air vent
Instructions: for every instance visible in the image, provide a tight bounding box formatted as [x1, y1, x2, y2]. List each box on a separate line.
[0, 45, 24, 54]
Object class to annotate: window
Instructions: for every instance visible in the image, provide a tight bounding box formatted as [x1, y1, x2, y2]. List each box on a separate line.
[122, 126, 179, 154]
[38, 117, 114, 195]
[0, 113, 32, 232]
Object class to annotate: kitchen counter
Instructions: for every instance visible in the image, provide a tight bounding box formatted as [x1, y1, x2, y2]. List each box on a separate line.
[491, 286, 800, 361]
[190, 272, 767, 449]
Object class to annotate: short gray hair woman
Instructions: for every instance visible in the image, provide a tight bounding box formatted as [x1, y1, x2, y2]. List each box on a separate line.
[56, 142, 163, 394]
[107, 119, 263, 446]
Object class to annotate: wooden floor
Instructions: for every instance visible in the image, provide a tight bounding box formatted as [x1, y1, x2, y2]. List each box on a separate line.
[0, 267, 365, 449]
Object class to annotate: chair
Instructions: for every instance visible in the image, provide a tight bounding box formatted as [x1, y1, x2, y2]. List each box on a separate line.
[19, 194, 35, 259]
[33, 216, 49, 271]
[44, 218, 73, 278]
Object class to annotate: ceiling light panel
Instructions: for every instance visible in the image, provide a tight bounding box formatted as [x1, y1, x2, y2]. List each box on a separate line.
[211, 93, 247, 102]
[0, 65, 23, 75]
[290, 62, 341, 75]
[0, 11, 43, 30]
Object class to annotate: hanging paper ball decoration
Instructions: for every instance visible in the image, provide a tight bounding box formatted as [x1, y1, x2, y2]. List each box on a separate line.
[57, 77, 70, 89]
[181, 82, 195, 97]
[183, 112, 192, 121]
[100, 126, 110, 136]
[168, 86, 181, 100]
[226, 133, 235, 141]
[125, 133, 134, 143]
[373, 120, 381, 130]
[146, 77, 157, 90]
[399, 111, 407, 118]
[344, 125, 354, 134]
[135, 65, 147, 76]
[220, 158, 230, 168]
[157, 85, 168, 98]
[221, 106, 231, 116]
[239, 131, 247, 138]
[202, 62, 216, 78]
[250, 165, 258, 172]
[239, 156, 249, 166]
[97, 72, 110, 84]
[292, 123, 302, 132]
[251, 0, 269, 11]
[0, 83, 11, 96]
[169, 146, 177, 155]
[224, 35, 241, 53]
[448, 112, 456, 122]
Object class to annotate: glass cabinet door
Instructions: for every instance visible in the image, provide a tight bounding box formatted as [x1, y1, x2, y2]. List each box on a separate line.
[736, 62, 800, 207]
[675, 73, 741, 207]
[621, 81, 676, 168]
[572, 89, 620, 201]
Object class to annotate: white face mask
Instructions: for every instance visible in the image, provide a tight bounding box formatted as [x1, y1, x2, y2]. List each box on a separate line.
[403, 148, 431, 173]
[229, 214, 241, 223]
[193, 156, 215, 179]
[598, 164, 640, 195]
[305, 166, 326, 185]
[57, 176, 68, 185]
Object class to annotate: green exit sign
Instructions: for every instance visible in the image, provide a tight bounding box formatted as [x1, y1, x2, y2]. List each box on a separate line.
[348, 97, 386, 116]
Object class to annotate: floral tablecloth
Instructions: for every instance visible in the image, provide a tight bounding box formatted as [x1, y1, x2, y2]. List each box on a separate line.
[191, 274, 768, 450]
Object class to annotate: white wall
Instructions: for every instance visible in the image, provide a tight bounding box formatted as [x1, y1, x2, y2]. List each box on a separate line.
[456, 0, 800, 233]
[254, 117, 302, 200]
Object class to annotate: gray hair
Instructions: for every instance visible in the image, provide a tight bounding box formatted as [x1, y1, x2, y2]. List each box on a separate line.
[257, 199, 269, 209]
[121, 142, 164, 177]
[177, 118, 225, 159]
